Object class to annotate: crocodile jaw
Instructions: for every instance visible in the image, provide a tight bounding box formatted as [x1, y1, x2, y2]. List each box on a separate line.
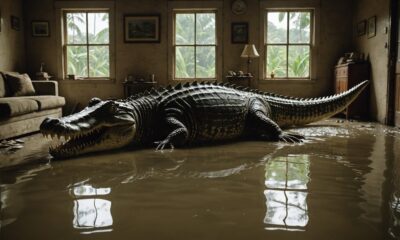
[41, 124, 136, 159]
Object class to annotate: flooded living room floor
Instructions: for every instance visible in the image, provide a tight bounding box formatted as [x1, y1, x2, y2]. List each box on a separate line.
[0, 119, 399, 239]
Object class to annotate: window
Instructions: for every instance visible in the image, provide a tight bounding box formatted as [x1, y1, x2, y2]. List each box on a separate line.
[265, 10, 313, 80]
[173, 11, 217, 80]
[64, 11, 110, 79]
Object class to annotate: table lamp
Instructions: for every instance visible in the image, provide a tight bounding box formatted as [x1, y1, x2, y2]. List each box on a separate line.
[240, 44, 259, 74]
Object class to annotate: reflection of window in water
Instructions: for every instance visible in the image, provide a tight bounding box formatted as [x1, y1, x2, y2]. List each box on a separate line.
[71, 185, 113, 233]
[389, 193, 400, 237]
[264, 155, 310, 231]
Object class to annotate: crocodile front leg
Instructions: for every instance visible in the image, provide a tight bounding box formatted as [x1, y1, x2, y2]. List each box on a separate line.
[247, 98, 304, 143]
[155, 116, 189, 150]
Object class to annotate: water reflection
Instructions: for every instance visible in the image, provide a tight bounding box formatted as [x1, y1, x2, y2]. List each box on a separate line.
[70, 185, 113, 234]
[387, 134, 400, 238]
[264, 155, 310, 231]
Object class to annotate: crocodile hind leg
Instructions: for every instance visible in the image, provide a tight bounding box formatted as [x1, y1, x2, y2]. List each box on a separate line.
[247, 99, 304, 143]
[155, 116, 189, 150]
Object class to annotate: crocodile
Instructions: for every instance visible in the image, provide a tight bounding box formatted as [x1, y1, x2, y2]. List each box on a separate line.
[40, 80, 369, 159]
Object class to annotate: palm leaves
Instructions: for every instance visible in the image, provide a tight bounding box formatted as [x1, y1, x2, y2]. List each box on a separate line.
[66, 12, 110, 78]
[175, 13, 216, 79]
[266, 11, 311, 79]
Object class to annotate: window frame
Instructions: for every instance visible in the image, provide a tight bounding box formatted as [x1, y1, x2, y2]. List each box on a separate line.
[173, 10, 217, 80]
[63, 10, 111, 80]
[264, 9, 314, 80]
[167, 1, 223, 83]
[259, 0, 320, 82]
[55, 1, 116, 82]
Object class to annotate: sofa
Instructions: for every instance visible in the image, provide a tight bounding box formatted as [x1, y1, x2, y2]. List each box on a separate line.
[0, 72, 65, 140]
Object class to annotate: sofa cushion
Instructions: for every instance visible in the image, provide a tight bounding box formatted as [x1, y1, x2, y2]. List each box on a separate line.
[0, 97, 39, 118]
[4, 73, 36, 97]
[27, 95, 65, 110]
[0, 73, 6, 97]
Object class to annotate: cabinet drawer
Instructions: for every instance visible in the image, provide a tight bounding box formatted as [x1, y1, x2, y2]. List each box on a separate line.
[335, 67, 348, 78]
[336, 78, 348, 93]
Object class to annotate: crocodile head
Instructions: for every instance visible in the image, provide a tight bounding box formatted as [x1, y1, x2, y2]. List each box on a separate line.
[40, 98, 137, 159]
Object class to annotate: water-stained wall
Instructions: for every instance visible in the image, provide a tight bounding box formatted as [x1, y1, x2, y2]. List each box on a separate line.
[23, 0, 355, 114]
[0, 0, 25, 71]
[353, 0, 390, 123]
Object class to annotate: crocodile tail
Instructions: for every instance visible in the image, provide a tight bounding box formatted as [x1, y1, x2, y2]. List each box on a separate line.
[269, 80, 369, 127]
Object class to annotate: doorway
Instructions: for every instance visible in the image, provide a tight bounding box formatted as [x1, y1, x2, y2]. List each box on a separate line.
[388, 0, 400, 126]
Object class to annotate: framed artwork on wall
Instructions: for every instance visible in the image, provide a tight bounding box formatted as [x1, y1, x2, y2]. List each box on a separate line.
[32, 21, 50, 37]
[124, 15, 160, 43]
[357, 20, 366, 36]
[10, 15, 20, 31]
[231, 22, 248, 44]
[367, 16, 376, 38]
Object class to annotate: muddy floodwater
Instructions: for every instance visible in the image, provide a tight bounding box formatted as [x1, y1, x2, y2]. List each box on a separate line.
[0, 119, 400, 239]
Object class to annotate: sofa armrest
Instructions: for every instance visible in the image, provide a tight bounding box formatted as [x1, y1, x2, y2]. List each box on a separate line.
[32, 81, 59, 96]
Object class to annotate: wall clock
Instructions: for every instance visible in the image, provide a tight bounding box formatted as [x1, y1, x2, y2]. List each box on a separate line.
[231, 0, 247, 15]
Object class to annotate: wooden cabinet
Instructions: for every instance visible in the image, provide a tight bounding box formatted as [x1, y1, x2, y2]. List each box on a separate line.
[124, 82, 157, 98]
[226, 76, 252, 87]
[334, 62, 369, 119]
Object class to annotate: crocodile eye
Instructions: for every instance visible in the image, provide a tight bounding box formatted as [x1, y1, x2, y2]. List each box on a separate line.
[103, 101, 117, 113]
[88, 97, 102, 107]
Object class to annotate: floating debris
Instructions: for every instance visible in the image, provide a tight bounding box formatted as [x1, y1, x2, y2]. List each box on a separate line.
[0, 139, 25, 153]
[360, 124, 375, 129]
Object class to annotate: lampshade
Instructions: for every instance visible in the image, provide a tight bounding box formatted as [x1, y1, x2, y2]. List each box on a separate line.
[240, 44, 260, 58]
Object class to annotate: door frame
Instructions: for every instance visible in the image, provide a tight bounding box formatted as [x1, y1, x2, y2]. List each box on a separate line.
[387, 0, 399, 126]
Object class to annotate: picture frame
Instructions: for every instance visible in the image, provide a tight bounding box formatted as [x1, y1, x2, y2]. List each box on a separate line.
[367, 16, 376, 38]
[10, 15, 20, 31]
[124, 15, 160, 43]
[231, 22, 248, 44]
[356, 20, 366, 36]
[32, 21, 50, 37]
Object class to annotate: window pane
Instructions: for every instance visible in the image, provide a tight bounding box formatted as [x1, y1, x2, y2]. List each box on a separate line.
[175, 14, 194, 45]
[289, 12, 311, 44]
[266, 45, 287, 78]
[267, 12, 287, 44]
[175, 46, 195, 78]
[67, 46, 88, 77]
[89, 46, 110, 78]
[288, 45, 310, 78]
[66, 13, 87, 44]
[196, 13, 216, 45]
[196, 46, 215, 78]
[88, 13, 109, 44]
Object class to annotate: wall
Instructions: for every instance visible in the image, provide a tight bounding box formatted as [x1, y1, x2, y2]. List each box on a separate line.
[0, 0, 26, 72]
[23, 0, 354, 112]
[353, 0, 390, 123]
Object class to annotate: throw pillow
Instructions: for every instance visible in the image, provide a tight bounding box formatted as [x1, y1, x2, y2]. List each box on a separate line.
[5, 73, 36, 97]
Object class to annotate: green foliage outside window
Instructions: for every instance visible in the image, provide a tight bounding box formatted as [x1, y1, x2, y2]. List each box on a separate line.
[66, 12, 110, 78]
[266, 11, 311, 79]
[175, 13, 216, 79]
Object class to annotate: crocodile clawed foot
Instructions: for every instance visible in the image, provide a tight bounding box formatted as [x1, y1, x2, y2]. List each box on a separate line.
[155, 140, 175, 151]
[278, 133, 304, 143]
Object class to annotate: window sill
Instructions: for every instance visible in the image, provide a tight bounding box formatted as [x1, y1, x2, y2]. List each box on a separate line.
[172, 79, 218, 83]
[58, 78, 116, 84]
[260, 79, 316, 84]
